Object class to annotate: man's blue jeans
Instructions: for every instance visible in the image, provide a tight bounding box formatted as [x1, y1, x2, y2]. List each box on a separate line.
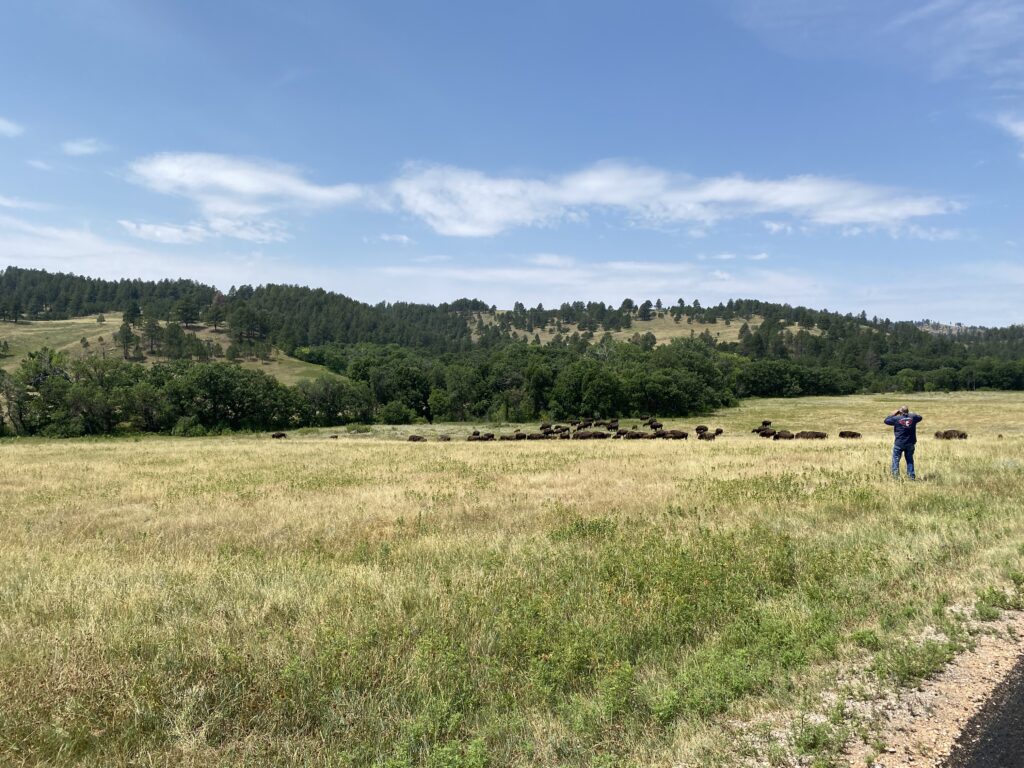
[892, 443, 915, 479]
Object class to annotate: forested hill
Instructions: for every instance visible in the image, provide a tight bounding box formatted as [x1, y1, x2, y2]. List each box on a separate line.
[2, 265, 1024, 410]
[0, 266, 486, 352]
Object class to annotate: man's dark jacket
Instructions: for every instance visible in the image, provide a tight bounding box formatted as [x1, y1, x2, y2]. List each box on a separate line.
[884, 413, 923, 447]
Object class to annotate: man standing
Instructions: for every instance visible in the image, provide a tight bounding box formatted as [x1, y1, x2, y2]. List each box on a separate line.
[884, 405, 923, 479]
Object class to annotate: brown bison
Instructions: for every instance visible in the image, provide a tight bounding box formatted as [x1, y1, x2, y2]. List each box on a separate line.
[695, 425, 709, 434]
[407, 435, 426, 442]
[761, 420, 772, 427]
[838, 431, 862, 439]
[758, 428, 776, 438]
[773, 430, 795, 440]
[795, 431, 827, 439]
[271, 432, 287, 439]
[437, 435, 451, 442]
[697, 431, 716, 441]
[935, 429, 968, 440]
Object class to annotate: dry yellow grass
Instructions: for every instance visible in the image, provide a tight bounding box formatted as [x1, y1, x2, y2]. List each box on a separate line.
[471, 312, 808, 346]
[1, 391, 1022, 766]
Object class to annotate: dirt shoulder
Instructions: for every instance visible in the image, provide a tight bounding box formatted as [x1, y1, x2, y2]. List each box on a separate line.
[844, 611, 1024, 767]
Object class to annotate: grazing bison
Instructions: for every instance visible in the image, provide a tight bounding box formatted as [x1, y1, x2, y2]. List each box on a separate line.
[407, 435, 426, 442]
[758, 428, 776, 438]
[271, 432, 287, 439]
[935, 429, 968, 440]
[714, 428, 723, 436]
[795, 431, 827, 439]
[437, 435, 451, 442]
[762, 420, 772, 427]
[666, 430, 688, 440]
[697, 431, 716, 441]
[773, 430, 795, 440]
[328, 434, 339, 439]
[648, 420, 663, 431]
[838, 431, 862, 439]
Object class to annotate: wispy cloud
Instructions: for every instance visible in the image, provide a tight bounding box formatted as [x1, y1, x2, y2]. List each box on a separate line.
[0, 117, 24, 138]
[886, 0, 1024, 86]
[528, 253, 576, 267]
[375, 256, 825, 310]
[763, 220, 793, 234]
[390, 161, 959, 237]
[26, 159, 52, 172]
[127, 152, 363, 244]
[61, 137, 110, 156]
[996, 114, 1024, 157]
[0, 194, 48, 211]
[118, 220, 211, 244]
[364, 233, 415, 245]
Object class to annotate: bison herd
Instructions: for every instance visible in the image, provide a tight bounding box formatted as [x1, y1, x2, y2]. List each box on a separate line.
[269, 419, 974, 442]
[448, 418, 710, 443]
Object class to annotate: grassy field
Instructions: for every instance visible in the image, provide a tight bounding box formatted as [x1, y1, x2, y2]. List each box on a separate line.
[0, 317, 337, 386]
[1, 392, 1023, 767]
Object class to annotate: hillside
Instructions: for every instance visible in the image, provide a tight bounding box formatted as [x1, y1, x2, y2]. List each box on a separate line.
[0, 315, 338, 386]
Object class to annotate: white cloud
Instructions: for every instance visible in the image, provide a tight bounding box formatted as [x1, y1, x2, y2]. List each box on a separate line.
[0, 195, 48, 211]
[364, 233, 415, 245]
[26, 159, 52, 171]
[410, 254, 452, 263]
[389, 161, 959, 237]
[528, 253, 576, 267]
[698, 253, 737, 261]
[886, 0, 1024, 85]
[371, 257, 826, 312]
[61, 138, 110, 156]
[0, 117, 24, 138]
[127, 152, 363, 244]
[118, 220, 211, 244]
[996, 114, 1024, 157]
[748, 252, 770, 261]
[763, 220, 793, 234]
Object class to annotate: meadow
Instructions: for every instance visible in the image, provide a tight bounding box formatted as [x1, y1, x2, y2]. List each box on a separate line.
[1, 391, 1023, 767]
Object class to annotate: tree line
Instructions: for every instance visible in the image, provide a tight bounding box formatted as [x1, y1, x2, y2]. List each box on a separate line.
[1, 265, 1023, 438]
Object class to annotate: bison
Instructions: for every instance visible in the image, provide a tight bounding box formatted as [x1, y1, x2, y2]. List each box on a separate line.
[935, 429, 968, 440]
[437, 435, 451, 442]
[838, 431, 862, 439]
[407, 435, 426, 442]
[773, 430, 795, 440]
[758, 428, 776, 438]
[761, 420, 772, 427]
[271, 432, 287, 439]
[795, 431, 827, 440]
[697, 431, 716, 441]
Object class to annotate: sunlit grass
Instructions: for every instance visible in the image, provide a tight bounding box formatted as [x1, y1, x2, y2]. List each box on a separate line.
[1, 391, 1022, 766]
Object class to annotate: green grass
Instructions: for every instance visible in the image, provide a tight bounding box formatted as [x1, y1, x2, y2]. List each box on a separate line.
[0, 392, 1023, 766]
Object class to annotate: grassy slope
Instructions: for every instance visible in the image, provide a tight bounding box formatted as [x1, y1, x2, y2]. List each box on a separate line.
[0, 316, 338, 386]
[1, 392, 1022, 766]
[473, 311, 818, 346]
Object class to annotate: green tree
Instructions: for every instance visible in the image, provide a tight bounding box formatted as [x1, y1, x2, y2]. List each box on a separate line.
[143, 317, 162, 354]
[113, 321, 138, 360]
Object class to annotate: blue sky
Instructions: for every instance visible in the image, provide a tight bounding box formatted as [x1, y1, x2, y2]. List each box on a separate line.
[2, 0, 1023, 325]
